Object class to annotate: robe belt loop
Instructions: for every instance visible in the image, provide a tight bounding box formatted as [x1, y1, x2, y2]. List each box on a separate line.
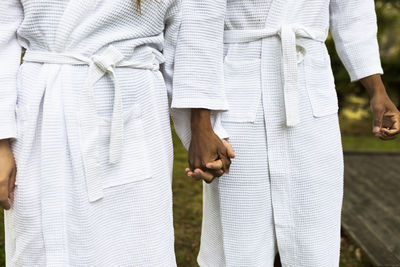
[23, 46, 163, 203]
[224, 24, 327, 126]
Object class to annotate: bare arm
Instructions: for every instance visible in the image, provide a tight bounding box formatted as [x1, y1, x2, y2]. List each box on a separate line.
[330, 0, 399, 139]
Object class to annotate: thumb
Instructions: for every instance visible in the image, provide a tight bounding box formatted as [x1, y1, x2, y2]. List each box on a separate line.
[372, 107, 385, 134]
[8, 167, 16, 201]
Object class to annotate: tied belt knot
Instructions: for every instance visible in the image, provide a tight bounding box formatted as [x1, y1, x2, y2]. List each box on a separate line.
[23, 45, 162, 202]
[91, 47, 124, 73]
[224, 24, 327, 126]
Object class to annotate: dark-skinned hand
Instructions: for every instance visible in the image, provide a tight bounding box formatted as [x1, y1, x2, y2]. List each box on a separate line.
[186, 139, 235, 183]
[361, 74, 400, 140]
[188, 109, 232, 183]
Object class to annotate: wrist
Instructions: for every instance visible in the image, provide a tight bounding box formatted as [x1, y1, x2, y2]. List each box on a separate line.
[0, 139, 10, 150]
[191, 109, 213, 134]
[360, 74, 387, 98]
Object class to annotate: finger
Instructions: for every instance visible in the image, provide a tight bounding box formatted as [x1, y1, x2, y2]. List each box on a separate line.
[381, 118, 400, 136]
[372, 107, 385, 133]
[379, 135, 397, 141]
[188, 157, 195, 171]
[194, 158, 204, 170]
[218, 150, 231, 174]
[381, 128, 399, 137]
[188, 160, 194, 171]
[188, 152, 200, 171]
[187, 172, 202, 181]
[0, 186, 10, 210]
[0, 199, 10, 210]
[206, 160, 223, 170]
[227, 146, 235, 159]
[187, 169, 201, 179]
[193, 169, 214, 183]
[187, 171, 202, 181]
[8, 167, 16, 200]
[189, 158, 202, 171]
[208, 168, 224, 178]
[222, 140, 236, 158]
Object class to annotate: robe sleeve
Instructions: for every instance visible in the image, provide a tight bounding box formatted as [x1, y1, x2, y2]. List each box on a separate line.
[329, 0, 383, 82]
[0, 0, 23, 140]
[171, 0, 228, 111]
[162, 0, 229, 149]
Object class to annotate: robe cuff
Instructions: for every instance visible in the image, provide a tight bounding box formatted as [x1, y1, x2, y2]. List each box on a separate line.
[171, 109, 229, 150]
[210, 111, 229, 140]
[349, 65, 384, 82]
[0, 121, 17, 140]
[171, 97, 229, 111]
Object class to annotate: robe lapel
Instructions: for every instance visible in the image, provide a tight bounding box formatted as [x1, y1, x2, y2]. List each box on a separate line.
[54, 0, 96, 52]
[264, 0, 289, 28]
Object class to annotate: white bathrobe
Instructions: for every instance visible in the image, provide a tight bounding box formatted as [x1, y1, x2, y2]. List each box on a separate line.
[0, 0, 226, 266]
[198, 1, 383, 267]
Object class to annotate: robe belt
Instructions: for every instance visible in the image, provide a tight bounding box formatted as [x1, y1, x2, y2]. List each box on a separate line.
[224, 25, 327, 126]
[23, 46, 161, 202]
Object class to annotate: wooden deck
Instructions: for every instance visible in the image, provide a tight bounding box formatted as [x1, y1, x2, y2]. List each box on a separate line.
[342, 152, 400, 267]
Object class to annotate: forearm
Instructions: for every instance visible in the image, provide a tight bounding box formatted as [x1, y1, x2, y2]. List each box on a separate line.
[0, 139, 10, 148]
[360, 74, 387, 98]
[191, 109, 213, 134]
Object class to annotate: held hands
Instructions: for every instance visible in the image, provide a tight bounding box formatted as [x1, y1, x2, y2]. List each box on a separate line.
[187, 109, 235, 183]
[361, 75, 400, 140]
[187, 139, 235, 183]
[0, 139, 16, 210]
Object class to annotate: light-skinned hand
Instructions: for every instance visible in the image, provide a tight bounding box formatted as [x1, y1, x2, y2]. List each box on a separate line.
[0, 139, 16, 210]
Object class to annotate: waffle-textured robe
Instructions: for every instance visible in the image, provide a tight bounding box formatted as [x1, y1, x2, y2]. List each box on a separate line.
[198, 1, 383, 266]
[0, 0, 227, 266]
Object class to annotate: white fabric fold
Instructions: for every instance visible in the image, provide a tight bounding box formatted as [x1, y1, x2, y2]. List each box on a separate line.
[224, 24, 327, 126]
[23, 46, 161, 202]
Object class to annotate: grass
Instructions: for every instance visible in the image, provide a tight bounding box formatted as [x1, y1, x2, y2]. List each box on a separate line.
[0, 128, 397, 267]
[342, 135, 400, 151]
